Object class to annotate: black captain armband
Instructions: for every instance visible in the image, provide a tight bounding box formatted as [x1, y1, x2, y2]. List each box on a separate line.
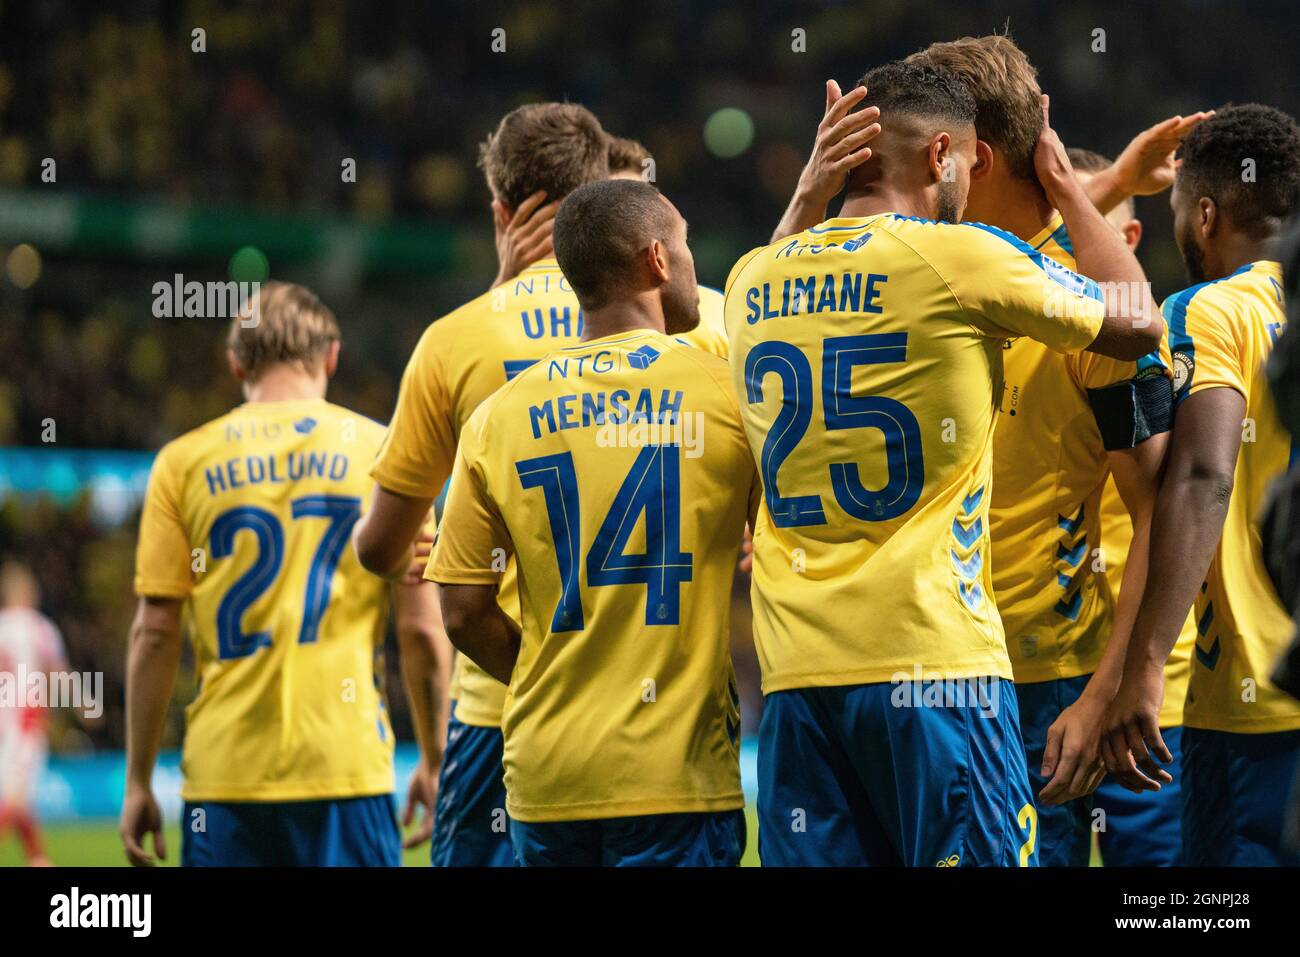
[1087, 375, 1175, 451]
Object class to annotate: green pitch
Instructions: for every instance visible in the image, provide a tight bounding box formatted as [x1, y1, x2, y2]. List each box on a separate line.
[0, 807, 762, 867]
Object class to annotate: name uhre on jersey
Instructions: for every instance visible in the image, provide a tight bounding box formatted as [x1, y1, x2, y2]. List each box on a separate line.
[203, 450, 352, 496]
[741, 271, 889, 323]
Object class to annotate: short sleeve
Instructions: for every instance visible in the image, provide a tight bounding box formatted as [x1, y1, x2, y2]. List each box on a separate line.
[425, 411, 511, 586]
[134, 443, 195, 598]
[940, 222, 1106, 353]
[371, 323, 459, 499]
[1164, 285, 1248, 406]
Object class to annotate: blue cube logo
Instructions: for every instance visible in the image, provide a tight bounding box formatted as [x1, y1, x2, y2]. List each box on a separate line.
[293, 417, 318, 435]
[627, 345, 661, 370]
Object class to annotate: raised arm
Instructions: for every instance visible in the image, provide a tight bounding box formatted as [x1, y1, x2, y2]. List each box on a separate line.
[771, 80, 881, 243]
[1034, 96, 1160, 361]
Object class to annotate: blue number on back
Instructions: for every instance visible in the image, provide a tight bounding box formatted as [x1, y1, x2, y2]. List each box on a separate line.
[210, 506, 284, 660]
[210, 495, 362, 659]
[291, 495, 363, 644]
[588, 444, 694, 625]
[517, 444, 693, 631]
[744, 333, 926, 526]
[823, 334, 925, 520]
[744, 341, 826, 527]
[516, 452, 585, 632]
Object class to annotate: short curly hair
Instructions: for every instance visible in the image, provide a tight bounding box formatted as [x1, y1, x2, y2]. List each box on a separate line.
[1178, 104, 1300, 236]
[855, 60, 976, 127]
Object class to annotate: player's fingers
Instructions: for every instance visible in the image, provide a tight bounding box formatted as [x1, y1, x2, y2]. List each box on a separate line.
[823, 78, 839, 115]
[831, 148, 873, 174]
[518, 206, 559, 245]
[510, 190, 549, 227]
[1143, 719, 1174, 766]
[122, 831, 154, 867]
[1040, 722, 1064, 778]
[826, 122, 882, 161]
[1040, 93, 1051, 129]
[1041, 745, 1081, 806]
[153, 821, 167, 862]
[826, 104, 880, 143]
[824, 83, 868, 127]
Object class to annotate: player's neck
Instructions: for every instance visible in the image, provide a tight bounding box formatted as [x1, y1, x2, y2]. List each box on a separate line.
[242, 367, 328, 404]
[1208, 231, 1276, 279]
[975, 174, 1056, 241]
[840, 186, 932, 221]
[580, 296, 665, 342]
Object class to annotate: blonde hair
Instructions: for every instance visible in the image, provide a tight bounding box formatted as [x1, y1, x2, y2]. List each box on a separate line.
[907, 34, 1043, 180]
[227, 281, 340, 381]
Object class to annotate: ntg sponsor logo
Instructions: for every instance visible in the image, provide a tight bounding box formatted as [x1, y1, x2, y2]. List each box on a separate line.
[49, 887, 151, 938]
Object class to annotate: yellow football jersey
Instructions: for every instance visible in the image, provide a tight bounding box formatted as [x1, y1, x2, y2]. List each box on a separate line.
[372, 258, 728, 728]
[726, 214, 1105, 692]
[134, 398, 394, 802]
[1098, 476, 1196, 727]
[992, 214, 1172, 683]
[428, 330, 755, 822]
[1169, 261, 1297, 733]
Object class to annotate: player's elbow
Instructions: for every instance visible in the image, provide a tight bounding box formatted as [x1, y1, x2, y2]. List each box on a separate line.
[353, 517, 401, 578]
[1172, 462, 1235, 515]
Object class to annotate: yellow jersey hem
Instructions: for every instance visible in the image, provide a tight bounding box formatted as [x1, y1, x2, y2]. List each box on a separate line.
[1008, 661, 1099, 685]
[452, 703, 504, 728]
[1182, 713, 1300, 734]
[133, 577, 191, 599]
[506, 791, 744, 823]
[760, 661, 1013, 694]
[180, 777, 395, 803]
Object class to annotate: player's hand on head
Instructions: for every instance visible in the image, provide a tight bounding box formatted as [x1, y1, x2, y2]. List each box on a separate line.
[119, 785, 166, 867]
[1110, 110, 1216, 197]
[491, 190, 560, 289]
[796, 79, 882, 205]
[1100, 666, 1174, 794]
[1032, 94, 1075, 193]
[401, 758, 439, 850]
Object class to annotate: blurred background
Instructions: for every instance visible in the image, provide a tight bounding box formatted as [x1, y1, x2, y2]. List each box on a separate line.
[0, 0, 1296, 863]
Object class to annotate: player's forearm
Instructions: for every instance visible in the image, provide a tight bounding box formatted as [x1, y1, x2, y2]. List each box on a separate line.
[442, 601, 520, 685]
[354, 487, 435, 580]
[124, 608, 182, 789]
[1045, 173, 1158, 350]
[771, 179, 831, 244]
[1124, 470, 1232, 676]
[394, 592, 451, 768]
[1081, 164, 1131, 217]
[1091, 508, 1154, 699]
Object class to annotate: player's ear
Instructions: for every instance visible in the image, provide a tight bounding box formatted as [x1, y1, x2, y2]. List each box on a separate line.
[1123, 219, 1142, 252]
[226, 349, 246, 383]
[1199, 196, 1218, 238]
[970, 140, 994, 181]
[490, 197, 512, 233]
[324, 340, 341, 379]
[647, 239, 670, 284]
[928, 132, 951, 183]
